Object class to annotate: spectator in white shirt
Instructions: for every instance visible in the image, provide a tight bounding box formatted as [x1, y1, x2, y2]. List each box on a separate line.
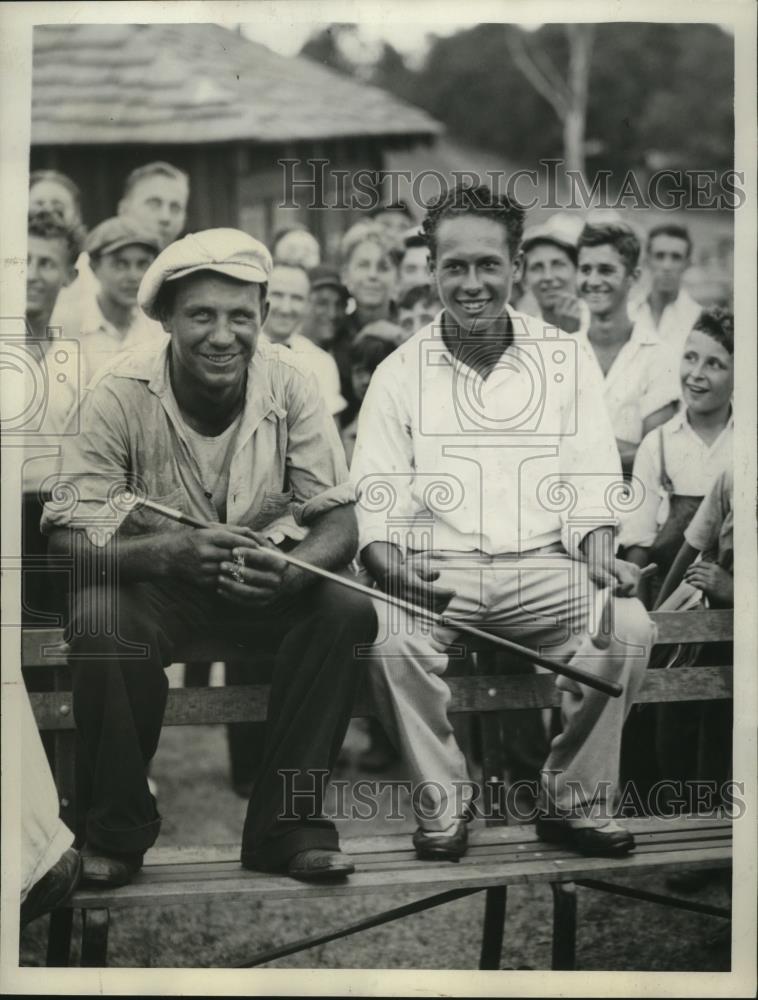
[621, 308, 733, 602]
[352, 183, 655, 862]
[633, 224, 702, 360]
[264, 263, 346, 418]
[520, 212, 591, 335]
[577, 222, 680, 475]
[50, 161, 190, 335]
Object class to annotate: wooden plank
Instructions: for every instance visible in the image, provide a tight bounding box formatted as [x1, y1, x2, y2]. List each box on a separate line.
[650, 609, 733, 644]
[66, 844, 732, 910]
[29, 664, 733, 731]
[21, 610, 733, 669]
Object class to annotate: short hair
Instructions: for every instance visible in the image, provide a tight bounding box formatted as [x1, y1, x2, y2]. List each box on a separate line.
[422, 184, 525, 264]
[28, 208, 86, 266]
[647, 223, 692, 256]
[398, 283, 441, 312]
[349, 334, 397, 371]
[29, 170, 82, 219]
[122, 161, 189, 199]
[152, 272, 267, 325]
[340, 221, 396, 269]
[368, 200, 413, 221]
[271, 224, 309, 251]
[692, 307, 734, 355]
[577, 222, 640, 273]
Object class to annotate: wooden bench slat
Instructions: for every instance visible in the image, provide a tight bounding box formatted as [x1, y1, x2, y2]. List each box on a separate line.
[20, 609, 733, 670]
[28, 664, 733, 730]
[67, 841, 732, 910]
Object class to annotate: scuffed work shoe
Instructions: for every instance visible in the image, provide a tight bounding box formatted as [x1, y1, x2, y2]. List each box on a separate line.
[535, 815, 635, 857]
[20, 847, 81, 927]
[413, 820, 469, 862]
[286, 849, 356, 882]
[80, 847, 143, 888]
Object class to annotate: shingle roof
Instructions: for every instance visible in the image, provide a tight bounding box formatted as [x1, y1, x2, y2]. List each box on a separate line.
[32, 23, 442, 146]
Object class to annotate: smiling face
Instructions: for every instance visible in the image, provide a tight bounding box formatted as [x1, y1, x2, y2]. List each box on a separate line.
[265, 265, 310, 341]
[647, 234, 690, 296]
[523, 241, 577, 313]
[26, 235, 75, 321]
[91, 244, 157, 309]
[162, 272, 268, 396]
[680, 328, 734, 416]
[29, 179, 79, 227]
[342, 239, 397, 312]
[431, 215, 515, 333]
[120, 174, 189, 245]
[578, 243, 637, 318]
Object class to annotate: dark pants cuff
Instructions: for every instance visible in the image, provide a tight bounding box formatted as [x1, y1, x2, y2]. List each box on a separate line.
[87, 813, 162, 856]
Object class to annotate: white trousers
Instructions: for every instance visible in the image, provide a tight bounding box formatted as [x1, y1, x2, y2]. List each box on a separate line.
[367, 550, 655, 831]
[20, 689, 73, 901]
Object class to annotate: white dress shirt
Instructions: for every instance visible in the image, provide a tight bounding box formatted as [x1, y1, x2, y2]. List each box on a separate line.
[632, 288, 703, 361]
[351, 308, 622, 558]
[576, 322, 680, 447]
[619, 408, 733, 549]
[265, 331, 346, 417]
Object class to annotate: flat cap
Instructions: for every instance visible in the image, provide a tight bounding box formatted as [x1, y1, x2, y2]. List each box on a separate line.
[138, 228, 272, 319]
[85, 216, 161, 259]
[308, 265, 348, 299]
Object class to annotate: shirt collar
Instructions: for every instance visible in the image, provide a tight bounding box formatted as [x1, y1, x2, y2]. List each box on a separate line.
[670, 404, 734, 436]
[80, 291, 137, 339]
[430, 304, 522, 366]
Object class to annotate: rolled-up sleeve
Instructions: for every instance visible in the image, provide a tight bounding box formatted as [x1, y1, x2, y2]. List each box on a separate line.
[350, 359, 422, 554]
[283, 368, 354, 526]
[40, 379, 132, 541]
[618, 429, 662, 549]
[558, 343, 624, 557]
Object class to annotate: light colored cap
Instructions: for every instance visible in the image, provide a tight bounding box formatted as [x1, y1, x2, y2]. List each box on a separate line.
[85, 216, 161, 258]
[522, 213, 584, 256]
[138, 228, 272, 319]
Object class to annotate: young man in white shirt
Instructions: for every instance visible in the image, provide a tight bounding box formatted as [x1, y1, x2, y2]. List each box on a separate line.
[263, 263, 346, 419]
[576, 222, 680, 475]
[633, 224, 702, 360]
[351, 184, 655, 861]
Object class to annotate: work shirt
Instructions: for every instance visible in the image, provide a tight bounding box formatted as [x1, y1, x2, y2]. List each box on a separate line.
[632, 288, 703, 361]
[576, 322, 680, 448]
[619, 408, 733, 549]
[685, 467, 734, 572]
[264, 330, 346, 417]
[351, 308, 622, 558]
[22, 296, 166, 494]
[41, 336, 352, 546]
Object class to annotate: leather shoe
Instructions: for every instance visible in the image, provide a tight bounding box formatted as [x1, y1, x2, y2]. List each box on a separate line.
[20, 847, 81, 927]
[80, 847, 143, 888]
[535, 815, 635, 857]
[287, 849, 355, 882]
[413, 820, 468, 861]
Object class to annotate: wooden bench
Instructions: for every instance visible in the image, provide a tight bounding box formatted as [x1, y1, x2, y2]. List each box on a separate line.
[23, 609, 733, 970]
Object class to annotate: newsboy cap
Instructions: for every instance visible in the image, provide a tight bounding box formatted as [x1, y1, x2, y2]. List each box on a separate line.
[84, 216, 161, 259]
[138, 228, 273, 319]
[521, 213, 584, 260]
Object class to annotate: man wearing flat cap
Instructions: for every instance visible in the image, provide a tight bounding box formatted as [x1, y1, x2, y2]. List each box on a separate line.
[42, 229, 377, 886]
[520, 213, 590, 336]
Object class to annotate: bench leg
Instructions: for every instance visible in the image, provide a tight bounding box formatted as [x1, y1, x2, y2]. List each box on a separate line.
[80, 908, 110, 967]
[551, 882, 577, 970]
[46, 908, 74, 966]
[479, 886, 507, 969]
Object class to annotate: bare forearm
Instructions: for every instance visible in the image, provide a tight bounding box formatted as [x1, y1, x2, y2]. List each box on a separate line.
[47, 527, 173, 583]
[282, 505, 358, 594]
[654, 541, 698, 609]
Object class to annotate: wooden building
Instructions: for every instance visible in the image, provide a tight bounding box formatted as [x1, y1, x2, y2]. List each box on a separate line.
[31, 23, 441, 259]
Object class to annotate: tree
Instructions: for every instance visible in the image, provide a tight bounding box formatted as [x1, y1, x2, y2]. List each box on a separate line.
[505, 24, 595, 182]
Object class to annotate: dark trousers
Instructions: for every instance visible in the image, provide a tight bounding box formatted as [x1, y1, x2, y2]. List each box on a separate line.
[67, 576, 376, 868]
